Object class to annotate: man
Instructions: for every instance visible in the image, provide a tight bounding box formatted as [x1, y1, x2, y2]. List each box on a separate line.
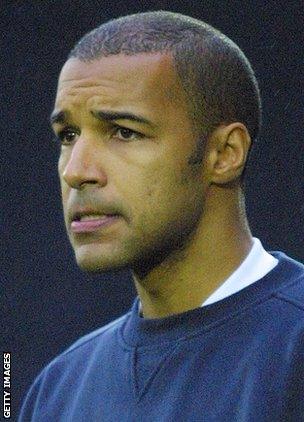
[19, 10, 304, 421]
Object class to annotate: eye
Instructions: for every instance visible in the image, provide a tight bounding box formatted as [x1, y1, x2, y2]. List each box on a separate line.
[113, 126, 143, 141]
[54, 128, 79, 145]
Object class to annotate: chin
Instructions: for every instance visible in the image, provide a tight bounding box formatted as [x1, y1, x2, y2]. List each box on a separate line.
[73, 244, 130, 273]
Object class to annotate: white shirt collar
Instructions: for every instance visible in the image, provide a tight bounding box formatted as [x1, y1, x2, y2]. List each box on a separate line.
[202, 237, 278, 306]
[138, 238, 279, 315]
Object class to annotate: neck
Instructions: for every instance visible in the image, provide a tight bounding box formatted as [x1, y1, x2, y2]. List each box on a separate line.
[132, 186, 253, 319]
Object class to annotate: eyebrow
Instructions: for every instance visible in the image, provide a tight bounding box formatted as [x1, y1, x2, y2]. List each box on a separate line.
[50, 110, 68, 125]
[91, 110, 155, 128]
[50, 109, 155, 129]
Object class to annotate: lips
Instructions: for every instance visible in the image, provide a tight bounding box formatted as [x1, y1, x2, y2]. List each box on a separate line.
[70, 209, 120, 233]
[71, 214, 120, 233]
[74, 214, 113, 222]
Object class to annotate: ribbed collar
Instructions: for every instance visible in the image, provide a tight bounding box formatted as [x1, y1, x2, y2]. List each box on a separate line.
[121, 252, 304, 347]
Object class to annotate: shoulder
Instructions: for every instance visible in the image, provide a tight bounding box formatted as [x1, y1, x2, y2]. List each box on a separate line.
[37, 310, 130, 381]
[18, 311, 131, 420]
[63, 311, 129, 356]
[60, 310, 130, 362]
[271, 251, 304, 313]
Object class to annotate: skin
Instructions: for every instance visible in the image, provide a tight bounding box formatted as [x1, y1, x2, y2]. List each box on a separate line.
[53, 52, 253, 319]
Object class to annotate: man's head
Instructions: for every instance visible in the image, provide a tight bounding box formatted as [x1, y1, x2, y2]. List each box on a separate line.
[52, 11, 260, 274]
[68, 11, 261, 162]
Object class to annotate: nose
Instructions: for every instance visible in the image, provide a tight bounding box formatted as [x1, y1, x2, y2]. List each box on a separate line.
[61, 136, 108, 189]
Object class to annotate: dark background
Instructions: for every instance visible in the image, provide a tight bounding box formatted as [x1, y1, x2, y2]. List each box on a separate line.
[1, 0, 303, 418]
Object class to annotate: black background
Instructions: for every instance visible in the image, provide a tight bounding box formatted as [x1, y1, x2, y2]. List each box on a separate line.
[1, 0, 303, 418]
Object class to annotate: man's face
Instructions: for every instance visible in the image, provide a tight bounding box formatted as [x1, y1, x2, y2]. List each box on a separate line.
[53, 53, 209, 274]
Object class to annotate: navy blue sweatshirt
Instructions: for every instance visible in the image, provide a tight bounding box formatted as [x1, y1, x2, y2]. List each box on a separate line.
[19, 252, 304, 421]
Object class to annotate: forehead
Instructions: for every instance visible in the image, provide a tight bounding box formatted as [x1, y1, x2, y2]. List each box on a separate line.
[55, 53, 187, 113]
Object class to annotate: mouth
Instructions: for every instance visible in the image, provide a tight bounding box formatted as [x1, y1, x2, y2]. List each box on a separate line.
[70, 213, 120, 233]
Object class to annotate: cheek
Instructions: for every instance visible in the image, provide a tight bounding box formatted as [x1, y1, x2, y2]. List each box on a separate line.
[133, 166, 198, 221]
[60, 183, 69, 204]
[58, 154, 69, 193]
[57, 150, 66, 173]
[58, 173, 69, 214]
[164, 169, 204, 225]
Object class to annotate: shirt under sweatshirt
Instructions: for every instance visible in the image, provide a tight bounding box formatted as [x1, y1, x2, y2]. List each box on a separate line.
[19, 251, 304, 421]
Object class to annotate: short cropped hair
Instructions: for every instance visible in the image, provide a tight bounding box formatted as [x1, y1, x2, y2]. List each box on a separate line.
[69, 11, 261, 168]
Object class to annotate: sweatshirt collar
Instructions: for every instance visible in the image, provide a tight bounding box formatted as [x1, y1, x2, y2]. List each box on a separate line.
[121, 252, 301, 347]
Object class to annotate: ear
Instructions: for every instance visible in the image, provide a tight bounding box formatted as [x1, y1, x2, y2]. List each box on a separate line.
[207, 123, 251, 185]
